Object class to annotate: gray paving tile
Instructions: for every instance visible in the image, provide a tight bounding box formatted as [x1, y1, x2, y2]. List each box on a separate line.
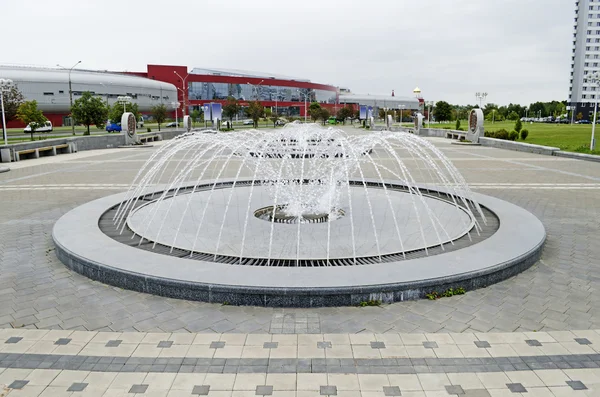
[263, 342, 278, 349]
[446, 385, 465, 395]
[506, 383, 526, 393]
[67, 382, 88, 392]
[566, 380, 588, 390]
[54, 338, 71, 345]
[474, 341, 491, 348]
[574, 338, 592, 345]
[525, 339, 542, 347]
[5, 337, 22, 344]
[192, 385, 210, 395]
[317, 341, 332, 349]
[255, 385, 273, 395]
[129, 384, 149, 393]
[423, 341, 438, 349]
[383, 386, 402, 396]
[8, 380, 29, 389]
[157, 340, 173, 348]
[320, 385, 337, 395]
[210, 341, 226, 349]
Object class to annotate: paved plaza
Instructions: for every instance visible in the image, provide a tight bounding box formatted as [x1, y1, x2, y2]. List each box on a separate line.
[0, 131, 599, 395]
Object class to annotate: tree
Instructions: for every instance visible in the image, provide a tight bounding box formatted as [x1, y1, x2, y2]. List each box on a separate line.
[433, 101, 452, 122]
[222, 96, 240, 127]
[16, 101, 47, 141]
[190, 109, 203, 126]
[320, 108, 330, 125]
[336, 106, 353, 125]
[70, 92, 108, 135]
[514, 118, 523, 133]
[577, 112, 583, 121]
[309, 102, 322, 122]
[109, 101, 140, 125]
[1, 84, 25, 122]
[151, 104, 167, 131]
[507, 111, 519, 121]
[245, 101, 264, 128]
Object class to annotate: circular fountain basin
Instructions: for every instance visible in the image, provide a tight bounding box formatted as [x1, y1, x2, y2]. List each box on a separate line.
[53, 180, 545, 307]
[126, 185, 474, 260]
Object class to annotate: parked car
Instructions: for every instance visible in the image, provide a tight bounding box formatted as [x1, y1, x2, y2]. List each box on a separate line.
[243, 119, 254, 125]
[137, 117, 144, 128]
[576, 120, 591, 124]
[166, 121, 180, 127]
[327, 116, 337, 125]
[106, 123, 122, 132]
[275, 118, 288, 126]
[24, 121, 52, 133]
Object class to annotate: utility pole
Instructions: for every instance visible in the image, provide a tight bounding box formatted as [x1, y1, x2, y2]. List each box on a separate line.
[57, 61, 81, 135]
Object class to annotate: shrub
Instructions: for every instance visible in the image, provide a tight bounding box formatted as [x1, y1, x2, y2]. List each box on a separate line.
[509, 131, 519, 141]
[147, 127, 151, 132]
[455, 119, 461, 130]
[495, 129, 510, 140]
[520, 129, 529, 140]
[515, 119, 523, 133]
[484, 131, 495, 138]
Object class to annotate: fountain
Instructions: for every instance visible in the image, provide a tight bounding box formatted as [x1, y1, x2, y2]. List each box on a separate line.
[53, 122, 546, 306]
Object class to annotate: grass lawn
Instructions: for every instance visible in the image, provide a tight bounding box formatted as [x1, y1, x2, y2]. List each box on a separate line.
[429, 120, 600, 155]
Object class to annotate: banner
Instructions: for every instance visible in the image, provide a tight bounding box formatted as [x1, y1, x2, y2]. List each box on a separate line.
[359, 105, 367, 120]
[367, 106, 373, 119]
[203, 104, 211, 121]
[211, 103, 222, 121]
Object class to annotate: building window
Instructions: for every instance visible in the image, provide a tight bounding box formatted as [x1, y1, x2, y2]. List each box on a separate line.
[59, 90, 64, 94]
[43, 92, 54, 96]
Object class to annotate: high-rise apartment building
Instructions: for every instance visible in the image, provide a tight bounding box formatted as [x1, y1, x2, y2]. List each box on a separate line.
[571, 0, 600, 120]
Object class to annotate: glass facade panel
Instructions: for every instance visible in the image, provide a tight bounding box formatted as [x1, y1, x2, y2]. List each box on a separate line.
[189, 81, 337, 104]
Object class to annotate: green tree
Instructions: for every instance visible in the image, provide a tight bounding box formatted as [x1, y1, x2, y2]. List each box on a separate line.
[222, 96, 240, 127]
[514, 118, 523, 133]
[320, 108, 330, 125]
[151, 104, 167, 131]
[71, 91, 108, 135]
[109, 101, 140, 125]
[16, 101, 47, 141]
[190, 109, 203, 126]
[1, 84, 25, 122]
[432, 101, 452, 122]
[245, 101, 264, 128]
[507, 111, 519, 121]
[336, 106, 353, 125]
[309, 102, 322, 122]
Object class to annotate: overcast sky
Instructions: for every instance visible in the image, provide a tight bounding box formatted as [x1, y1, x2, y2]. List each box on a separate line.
[2, 0, 572, 106]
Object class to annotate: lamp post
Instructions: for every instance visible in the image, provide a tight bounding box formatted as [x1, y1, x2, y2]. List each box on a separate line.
[492, 109, 496, 124]
[117, 96, 132, 114]
[297, 90, 310, 123]
[589, 73, 600, 150]
[171, 102, 180, 128]
[57, 61, 81, 135]
[475, 92, 488, 108]
[173, 71, 190, 116]
[246, 80, 264, 101]
[0, 78, 13, 145]
[398, 104, 406, 126]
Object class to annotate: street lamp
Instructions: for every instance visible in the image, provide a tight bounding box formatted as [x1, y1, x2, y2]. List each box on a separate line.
[398, 105, 406, 126]
[475, 92, 488, 108]
[297, 89, 310, 123]
[589, 72, 600, 150]
[492, 109, 496, 124]
[117, 96, 132, 114]
[57, 61, 81, 135]
[0, 78, 13, 145]
[425, 101, 434, 127]
[246, 80, 264, 101]
[173, 71, 190, 116]
[171, 101, 180, 128]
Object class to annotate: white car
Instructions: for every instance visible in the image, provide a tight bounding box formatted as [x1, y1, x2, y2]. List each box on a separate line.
[243, 120, 254, 125]
[24, 121, 53, 133]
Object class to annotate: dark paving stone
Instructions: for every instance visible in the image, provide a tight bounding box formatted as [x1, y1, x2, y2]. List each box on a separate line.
[474, 341, 491, 348]
[525, 339, 542, 347]
[566, 380, 588, 390]
[446, 384, 465, 395]
[129, 384, 149, 393]
[210, 341, 226, 349]
[317, 341, 332, 349]
[8, 380, 29, 389]
[383, 386, 402, 396]
[423, 341, 438, 349]
[574, 338, 592, 345]
[105, 340, 122, 347]
[320, 385, 337, 395]
[192, 385, 210, 395]
[255, 385, 274, 395]
[67, 382, 88, 392]
[506, 383, 527, 393]
[157, 340, 173, 348]
[54, 338, 72, 345]
[5, 337, 22, 344]
[263, 342, 278, 349]
[370, 341, 386, 349]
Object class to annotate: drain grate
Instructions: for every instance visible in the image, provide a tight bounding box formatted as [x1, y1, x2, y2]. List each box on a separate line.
[99, 181, 499, 267]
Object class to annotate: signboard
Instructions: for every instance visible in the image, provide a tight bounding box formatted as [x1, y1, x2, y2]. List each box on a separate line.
[359, 105, 367, 120]
[367, 106, 373, 119]
[211, 103, 222, 121]
[203, 104, 211, 121]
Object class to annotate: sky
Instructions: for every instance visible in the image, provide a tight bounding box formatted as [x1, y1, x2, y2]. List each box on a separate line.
[2, 0, 573, 106]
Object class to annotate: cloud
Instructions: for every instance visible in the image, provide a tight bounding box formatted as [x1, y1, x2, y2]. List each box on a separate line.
[1, 0, 573, 106]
